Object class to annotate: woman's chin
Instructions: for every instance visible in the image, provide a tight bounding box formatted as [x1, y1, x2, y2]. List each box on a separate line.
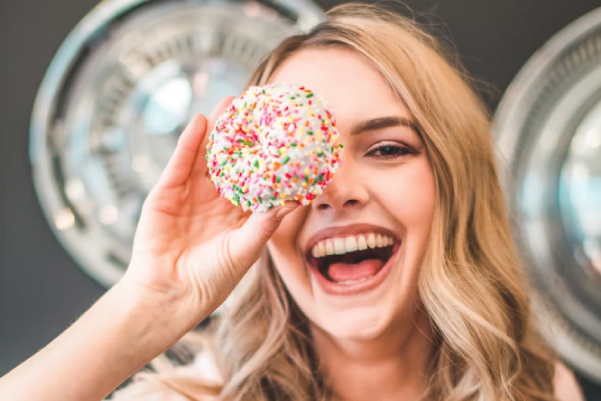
[313, 308, 393, 341]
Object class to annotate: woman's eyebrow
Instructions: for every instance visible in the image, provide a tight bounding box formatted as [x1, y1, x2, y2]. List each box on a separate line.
[350, 116, 418, 136]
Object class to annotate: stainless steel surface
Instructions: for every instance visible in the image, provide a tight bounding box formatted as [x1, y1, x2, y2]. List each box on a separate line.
[493, 6, 601, 383]
[29, 0, 323, 288]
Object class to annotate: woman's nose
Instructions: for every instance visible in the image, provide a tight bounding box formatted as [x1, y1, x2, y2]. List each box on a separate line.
[312, 156, 369, 212]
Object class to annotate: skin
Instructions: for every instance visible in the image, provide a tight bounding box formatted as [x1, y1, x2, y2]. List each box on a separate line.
[266, 48, 437, 401]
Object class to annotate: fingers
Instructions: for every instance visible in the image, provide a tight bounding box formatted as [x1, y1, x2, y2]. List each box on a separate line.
[229, 203, 300, 268]
[193, 96, 236, 179]
[155, 114, 207, 189]
[153, 95, 235, 191]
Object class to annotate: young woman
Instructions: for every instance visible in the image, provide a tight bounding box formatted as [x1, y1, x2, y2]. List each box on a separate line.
[0, 3, 585, 401]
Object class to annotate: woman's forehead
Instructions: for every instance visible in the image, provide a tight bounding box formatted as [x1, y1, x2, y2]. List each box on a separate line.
[267, 48, 411, 129]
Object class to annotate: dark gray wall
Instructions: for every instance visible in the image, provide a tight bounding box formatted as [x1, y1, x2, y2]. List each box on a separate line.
[1, 0, 600, 399]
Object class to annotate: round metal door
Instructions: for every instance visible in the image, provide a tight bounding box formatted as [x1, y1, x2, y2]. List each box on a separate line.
[29, 0, 323, 288]
[493, 7, 601, 383]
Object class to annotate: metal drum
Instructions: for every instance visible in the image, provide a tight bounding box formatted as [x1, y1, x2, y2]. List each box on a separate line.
[29, 0, 323, 288]
[493, 7, 601, 383]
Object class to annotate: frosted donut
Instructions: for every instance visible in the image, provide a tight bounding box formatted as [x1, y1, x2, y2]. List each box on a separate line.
[206, 83, 343, 212]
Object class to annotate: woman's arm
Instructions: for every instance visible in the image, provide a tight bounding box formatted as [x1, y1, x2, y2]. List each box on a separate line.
[554, 362, 585, 401]
[0, 280, 196, 401]
[0, 105, 297, 401]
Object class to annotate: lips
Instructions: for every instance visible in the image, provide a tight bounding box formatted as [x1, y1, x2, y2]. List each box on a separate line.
[304, 224, 401, 295]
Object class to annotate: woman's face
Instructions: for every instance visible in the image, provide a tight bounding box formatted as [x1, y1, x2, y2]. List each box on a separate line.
[266, 48, 436, 341]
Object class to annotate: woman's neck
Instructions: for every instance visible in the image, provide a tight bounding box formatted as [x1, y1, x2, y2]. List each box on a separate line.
[310, 310, 435, 401]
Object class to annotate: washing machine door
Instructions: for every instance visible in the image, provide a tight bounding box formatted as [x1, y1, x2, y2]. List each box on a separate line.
[493, 7, 601, 383]
[29, 0, 323, 288]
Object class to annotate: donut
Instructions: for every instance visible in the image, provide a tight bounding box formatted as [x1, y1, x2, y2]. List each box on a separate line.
[206, 83, 343, 212]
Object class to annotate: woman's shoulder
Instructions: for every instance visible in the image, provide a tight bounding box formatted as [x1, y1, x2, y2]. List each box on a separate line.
[554, 362, 585, 401]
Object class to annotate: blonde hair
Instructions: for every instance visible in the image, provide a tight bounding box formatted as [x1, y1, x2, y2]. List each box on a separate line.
[111, 3, 557, 400]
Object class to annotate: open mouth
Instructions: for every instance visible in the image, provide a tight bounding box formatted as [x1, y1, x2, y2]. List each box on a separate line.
[306, 235, 398, 286]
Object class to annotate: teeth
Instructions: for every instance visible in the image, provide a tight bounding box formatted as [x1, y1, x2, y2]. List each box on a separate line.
[357, 235, 367, 250]
[334, 238, 345, 255]
[344, 236, 358, 252]
[325, 240, 335, 256]
[319, 242, 326, 257]
[314, 242, 325, 258]
[367, 233, 376, 249]
[310, 233, 395, 258]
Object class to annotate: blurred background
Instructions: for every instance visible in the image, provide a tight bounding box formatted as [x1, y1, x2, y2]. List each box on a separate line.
[1, 0, 601, 399]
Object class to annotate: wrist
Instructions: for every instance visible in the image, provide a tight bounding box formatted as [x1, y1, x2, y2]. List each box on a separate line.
[111, 274, 204, 342]
[0, 274, 201, 401]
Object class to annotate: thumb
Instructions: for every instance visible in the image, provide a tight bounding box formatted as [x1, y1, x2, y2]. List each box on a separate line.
[229, 202, 300, 266]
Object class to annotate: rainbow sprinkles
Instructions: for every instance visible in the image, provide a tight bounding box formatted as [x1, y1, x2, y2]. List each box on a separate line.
[206, 83, 344, 212]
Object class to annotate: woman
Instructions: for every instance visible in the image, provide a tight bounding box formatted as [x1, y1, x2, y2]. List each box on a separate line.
[0, 3, 585, 401]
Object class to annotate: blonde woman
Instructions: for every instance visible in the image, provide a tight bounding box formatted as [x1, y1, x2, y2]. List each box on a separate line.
[0, 3, 586, 401]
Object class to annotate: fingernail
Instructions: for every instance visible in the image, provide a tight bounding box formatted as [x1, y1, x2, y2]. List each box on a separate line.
[275, 202, 299, 220]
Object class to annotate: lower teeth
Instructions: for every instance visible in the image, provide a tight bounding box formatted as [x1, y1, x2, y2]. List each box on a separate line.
[335, 276, 372, 285]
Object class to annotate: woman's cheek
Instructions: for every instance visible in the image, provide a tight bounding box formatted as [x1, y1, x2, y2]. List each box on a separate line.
[270, 204, 307, 249]
[267, 208, 314, 311]
[267, 205, 311, 284]
[384, 161, 434, 214]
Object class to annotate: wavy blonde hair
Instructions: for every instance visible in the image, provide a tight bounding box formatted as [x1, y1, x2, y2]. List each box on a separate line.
[111, 3, 557, 401]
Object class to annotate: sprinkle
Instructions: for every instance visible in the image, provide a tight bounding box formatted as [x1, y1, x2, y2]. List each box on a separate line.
[206, 83, 343, 212]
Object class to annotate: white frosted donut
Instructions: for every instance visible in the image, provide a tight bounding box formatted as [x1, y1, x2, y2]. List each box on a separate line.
[206, 83, 343, 212]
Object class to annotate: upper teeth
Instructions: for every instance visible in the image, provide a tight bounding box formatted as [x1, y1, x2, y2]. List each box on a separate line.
[310, 233, 395, 258]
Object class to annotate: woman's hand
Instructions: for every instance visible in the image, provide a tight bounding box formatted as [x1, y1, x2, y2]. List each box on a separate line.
[123, 97, 298, 326]
[0, 98, 299, 401]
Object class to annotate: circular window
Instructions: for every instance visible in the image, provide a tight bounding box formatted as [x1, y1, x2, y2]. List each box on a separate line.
[493, 7, 601, 383]
[30, 0, 323, 288]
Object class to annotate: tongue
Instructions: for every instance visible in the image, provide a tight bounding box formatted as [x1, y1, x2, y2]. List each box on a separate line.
[328, 259, 384, 282]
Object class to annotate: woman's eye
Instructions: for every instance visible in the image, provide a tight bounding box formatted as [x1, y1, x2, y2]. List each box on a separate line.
[365, 142, 415, 159]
